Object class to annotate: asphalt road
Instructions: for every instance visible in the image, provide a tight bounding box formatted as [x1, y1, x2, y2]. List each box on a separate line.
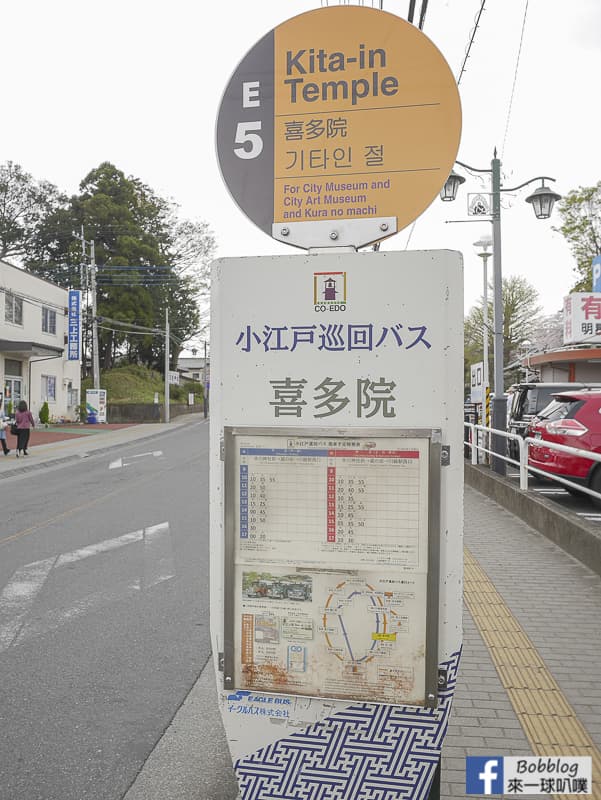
[0, 419, 237, 800]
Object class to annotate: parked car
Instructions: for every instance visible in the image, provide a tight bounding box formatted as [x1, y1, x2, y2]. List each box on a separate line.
[527, 389, 601, 505]
[507, 381, 601, 459]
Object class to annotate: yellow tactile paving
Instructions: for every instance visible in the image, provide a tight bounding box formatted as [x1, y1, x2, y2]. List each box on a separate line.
[464, 546, 601, 799]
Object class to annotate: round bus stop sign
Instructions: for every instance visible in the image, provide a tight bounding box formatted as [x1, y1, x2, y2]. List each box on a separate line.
[216, 6, 461, 250]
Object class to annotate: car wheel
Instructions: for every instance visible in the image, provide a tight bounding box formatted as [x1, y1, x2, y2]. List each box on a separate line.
[588, 467, 601, 509]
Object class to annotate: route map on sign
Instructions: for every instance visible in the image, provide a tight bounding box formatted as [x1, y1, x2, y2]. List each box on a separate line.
[234, 567, 427, 704]
[235, 434, 429, 569]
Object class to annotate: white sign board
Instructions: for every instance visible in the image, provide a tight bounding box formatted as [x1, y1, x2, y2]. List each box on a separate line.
[210, 250, 463, 798]
[167, 370, 180, 385]
[470, 361, 484, 403]
[85, 389, 107, 423]
[563, 292, 601, 345]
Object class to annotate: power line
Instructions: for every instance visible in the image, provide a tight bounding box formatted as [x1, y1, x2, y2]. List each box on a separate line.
[501, 0, 530, 159]
[457, 0, 487, 85]
[98, 265, 173, 271]
[0, 286, 67, 314]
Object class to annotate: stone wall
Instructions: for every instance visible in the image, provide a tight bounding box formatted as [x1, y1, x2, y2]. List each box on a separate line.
[107, 403, 202, 423]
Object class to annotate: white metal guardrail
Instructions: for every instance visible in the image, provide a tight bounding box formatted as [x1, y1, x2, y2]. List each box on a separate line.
[464, 421, 601, 502]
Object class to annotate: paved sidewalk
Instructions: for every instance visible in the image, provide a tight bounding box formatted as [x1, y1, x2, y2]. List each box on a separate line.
[0, 413, 206, 478]
[442, 486, 601, 798]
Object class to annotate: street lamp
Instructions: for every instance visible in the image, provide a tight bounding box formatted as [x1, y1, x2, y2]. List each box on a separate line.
[474, 235, 492, 425]
[441, 149, 561, 474]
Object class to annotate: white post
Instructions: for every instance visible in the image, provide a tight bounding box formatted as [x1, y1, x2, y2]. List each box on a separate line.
[482, 253, 489, 398]
[164, 308, 170, 424]
[203, 340, 208, 419]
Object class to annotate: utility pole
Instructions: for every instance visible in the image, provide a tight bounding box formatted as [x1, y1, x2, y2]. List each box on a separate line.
[75, 229, 100, 389]
[164, 308, 170, 423]
[203, 340, 208, 419]
[90, 240, 100, 390]
[490, 153, 505, 475]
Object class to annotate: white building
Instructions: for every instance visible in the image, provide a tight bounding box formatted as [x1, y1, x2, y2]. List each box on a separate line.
[176, 355, 207, 383]
[1, 259, 81, 421]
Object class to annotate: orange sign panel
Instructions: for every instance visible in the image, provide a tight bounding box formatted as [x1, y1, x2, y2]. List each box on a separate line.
[216, 6, 461, 244]
[273, 7, 461, 231]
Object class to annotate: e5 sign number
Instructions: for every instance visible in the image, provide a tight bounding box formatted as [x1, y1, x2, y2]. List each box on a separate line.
[234, 82, 263, 160]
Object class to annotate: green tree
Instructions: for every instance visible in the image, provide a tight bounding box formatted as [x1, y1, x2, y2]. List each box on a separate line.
[0, 161, 66, 262]
[25, 162, 215, 371]
[554, 181, 601, 292]
[464, 275, 542, 394]
[39, 401, 50, 425]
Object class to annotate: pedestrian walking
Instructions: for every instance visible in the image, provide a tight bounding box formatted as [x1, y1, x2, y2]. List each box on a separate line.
[15, 400, 35, 457]
[0, 399, 11, 455]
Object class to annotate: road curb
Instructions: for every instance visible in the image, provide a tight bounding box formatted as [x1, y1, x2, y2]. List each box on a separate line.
[465, 462, 601, 577]
[0, 417, 208, 480]
[123, 658, 239, 800]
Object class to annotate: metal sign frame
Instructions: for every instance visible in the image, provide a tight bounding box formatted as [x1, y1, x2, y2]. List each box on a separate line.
[223, 425, 441, 709]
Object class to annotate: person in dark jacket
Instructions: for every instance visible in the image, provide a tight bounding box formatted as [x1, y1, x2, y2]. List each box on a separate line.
[15, 400, 35, 457]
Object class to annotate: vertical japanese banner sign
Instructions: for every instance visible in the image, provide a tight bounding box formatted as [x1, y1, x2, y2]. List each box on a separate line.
[67, 290, 82, 361]
[210, 251, 464, 800]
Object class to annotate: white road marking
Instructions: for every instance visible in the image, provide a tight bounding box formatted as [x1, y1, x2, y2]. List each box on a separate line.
[0, 557, 56, 652]
[143, 522, 175, 588]
[16, 588, 111, 646]
[56, 529, 144, 566]
[0, 523, 173, 653]
[109, 451, 163, 469]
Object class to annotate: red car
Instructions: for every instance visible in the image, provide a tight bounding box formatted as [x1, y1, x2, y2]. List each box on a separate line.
[528, 389, 601, 505]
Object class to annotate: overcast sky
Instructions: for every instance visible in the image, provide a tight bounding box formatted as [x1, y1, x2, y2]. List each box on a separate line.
[3, 0, 599, 325]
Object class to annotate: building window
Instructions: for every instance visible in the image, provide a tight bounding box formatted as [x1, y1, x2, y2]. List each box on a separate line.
[4, 359, 22, 377]
[42, 306, 57, 334]
[5, 292, 23, 325]
[41, 375, 57, 402]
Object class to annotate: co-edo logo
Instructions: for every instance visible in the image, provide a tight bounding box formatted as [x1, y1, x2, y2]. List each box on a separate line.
[466, 757, 503, 795]
[314, 271, 347, 312]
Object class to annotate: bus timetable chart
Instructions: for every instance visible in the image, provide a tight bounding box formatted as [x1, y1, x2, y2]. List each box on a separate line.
[235, 435, 430, 569]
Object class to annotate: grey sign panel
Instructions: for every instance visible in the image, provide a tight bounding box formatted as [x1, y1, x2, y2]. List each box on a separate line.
[216, 30, 274, 235]
[223, 425, 441, 708]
